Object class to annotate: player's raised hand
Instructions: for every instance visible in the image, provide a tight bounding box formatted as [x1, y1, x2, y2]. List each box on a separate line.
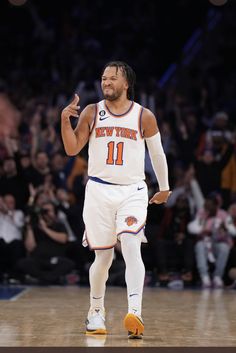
[149, 190, 172, 204]
[61, 94, 80, 119]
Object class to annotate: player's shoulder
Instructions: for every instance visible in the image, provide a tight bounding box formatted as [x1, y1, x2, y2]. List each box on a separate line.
[85, 100, 106, 115]
[141, 107, 156, 121]
[82, 103, 97, 115]
[80, 103, 97, 123]
[139, 106, 159, 135]
[79, 103, 97, 126]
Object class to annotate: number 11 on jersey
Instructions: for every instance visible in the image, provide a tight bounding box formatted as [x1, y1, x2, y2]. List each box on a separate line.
[106, 141, 124, 165]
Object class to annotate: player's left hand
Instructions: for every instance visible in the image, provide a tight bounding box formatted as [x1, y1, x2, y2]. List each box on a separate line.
[149, 190, 172, 204]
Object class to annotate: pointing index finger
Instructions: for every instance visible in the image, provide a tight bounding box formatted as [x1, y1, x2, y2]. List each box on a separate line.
[72, 93, 80, 105]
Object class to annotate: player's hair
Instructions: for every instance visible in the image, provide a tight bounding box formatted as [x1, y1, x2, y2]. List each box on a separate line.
[102, 61, 136, 100]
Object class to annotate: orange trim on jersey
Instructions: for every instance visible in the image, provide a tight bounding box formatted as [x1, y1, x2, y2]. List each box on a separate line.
[105, 101, 134, 118]
[89, 103, 98, 135]
[85, 229, 116, 250]
[90, 243, 117, 250]
[138, 106, 144, 139]
[116, 222, 146, 237]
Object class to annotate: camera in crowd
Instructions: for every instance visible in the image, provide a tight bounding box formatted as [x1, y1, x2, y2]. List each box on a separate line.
[27, 206, 50, 226]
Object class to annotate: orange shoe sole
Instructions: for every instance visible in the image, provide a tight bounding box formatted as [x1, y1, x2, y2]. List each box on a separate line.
[86, 328, 107, 335]
[123, 313, 144, 337]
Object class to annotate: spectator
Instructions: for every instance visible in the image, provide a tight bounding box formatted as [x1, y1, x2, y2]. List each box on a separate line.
[18, 151, 37, 185]
[175, 110, 203, 166]
[194, 137, 234, 201]
[51, 152, 70, 189]
[0, 157, 29, 210]
[224, 203, 236, 288]
[156, 194, 194, 284]
[30, 151, 51, 187]
[188, 194, 233, 288]
[0, 194, 25, 282]
[166, 165, 204, 217]
[55, 187, 92, 281]
[17, 201, 74, 284]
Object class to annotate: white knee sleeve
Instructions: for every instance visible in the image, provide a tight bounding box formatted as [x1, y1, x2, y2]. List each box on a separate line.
[89, 248, 114, 310]
[120, 234, 145, 316]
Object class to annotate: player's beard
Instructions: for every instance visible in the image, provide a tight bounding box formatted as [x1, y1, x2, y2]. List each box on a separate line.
[103, 87, 123, 101]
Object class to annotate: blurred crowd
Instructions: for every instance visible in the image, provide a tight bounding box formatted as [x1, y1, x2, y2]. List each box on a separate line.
[0, 1, 236, 289]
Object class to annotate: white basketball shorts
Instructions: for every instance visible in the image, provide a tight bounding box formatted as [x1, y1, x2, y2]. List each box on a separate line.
[82, 179, 148, 250]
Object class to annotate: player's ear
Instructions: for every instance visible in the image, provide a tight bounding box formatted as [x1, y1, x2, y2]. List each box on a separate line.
[124, 81, 129, 90]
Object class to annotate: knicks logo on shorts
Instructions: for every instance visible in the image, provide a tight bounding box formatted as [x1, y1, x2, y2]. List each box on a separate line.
[125, 216, 138, 226]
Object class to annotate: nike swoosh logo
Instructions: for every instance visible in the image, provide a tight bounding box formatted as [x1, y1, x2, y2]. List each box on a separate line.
[137, 187, 144, 191]
[99, 116, 109, 121]
[129, 293, 138, 297]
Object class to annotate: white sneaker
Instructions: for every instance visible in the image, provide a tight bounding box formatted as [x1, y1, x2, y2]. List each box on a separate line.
[213, 276, 223, 289]
[201, 275, 211, 288]
[86, 308, 107, 335]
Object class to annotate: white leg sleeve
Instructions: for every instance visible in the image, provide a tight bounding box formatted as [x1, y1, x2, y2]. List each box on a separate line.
[89, 248, 114, 310]
[120, 233, 145, 317]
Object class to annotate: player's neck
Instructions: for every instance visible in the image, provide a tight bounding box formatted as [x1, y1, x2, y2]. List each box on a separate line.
[105, 97, 131, 115]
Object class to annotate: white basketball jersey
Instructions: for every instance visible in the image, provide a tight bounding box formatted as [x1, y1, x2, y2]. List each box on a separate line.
[88, 100, 145, 185]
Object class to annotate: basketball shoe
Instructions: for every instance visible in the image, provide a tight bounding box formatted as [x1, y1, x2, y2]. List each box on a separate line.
[123, 313, 144, 339]
[201, 274, 211, 289]
[85, 308, 107, 335]
[212, 276, 223, 289]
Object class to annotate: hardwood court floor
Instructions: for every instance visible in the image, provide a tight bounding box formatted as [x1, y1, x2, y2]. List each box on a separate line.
[0, 286, 236, 347]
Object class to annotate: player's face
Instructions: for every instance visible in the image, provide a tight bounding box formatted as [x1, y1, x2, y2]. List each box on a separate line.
[101, 66, 128, 101]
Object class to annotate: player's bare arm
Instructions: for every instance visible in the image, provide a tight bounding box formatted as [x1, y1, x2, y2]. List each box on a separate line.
[61, 94, 95, 156]
[142, 108, 171, 204]
[142, 108, 159, 138]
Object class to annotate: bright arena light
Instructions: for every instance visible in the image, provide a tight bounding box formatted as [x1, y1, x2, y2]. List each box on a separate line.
[8, 0, 28, 6]
[209, 0, 228, 6]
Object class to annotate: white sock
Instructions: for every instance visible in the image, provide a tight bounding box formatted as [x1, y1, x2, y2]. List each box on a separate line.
[120, 233, 145, 317]
[89, 248, 114, 312]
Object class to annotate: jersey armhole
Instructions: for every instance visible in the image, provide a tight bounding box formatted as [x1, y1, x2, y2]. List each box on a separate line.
[138, 106, 144, 139]
[89, 103, 98, 135]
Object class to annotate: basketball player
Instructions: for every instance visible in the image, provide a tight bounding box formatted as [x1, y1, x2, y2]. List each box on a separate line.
[61, 61, 171, 338]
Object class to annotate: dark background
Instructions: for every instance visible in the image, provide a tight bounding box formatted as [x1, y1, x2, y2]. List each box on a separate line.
[1, 0, 234, 105]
